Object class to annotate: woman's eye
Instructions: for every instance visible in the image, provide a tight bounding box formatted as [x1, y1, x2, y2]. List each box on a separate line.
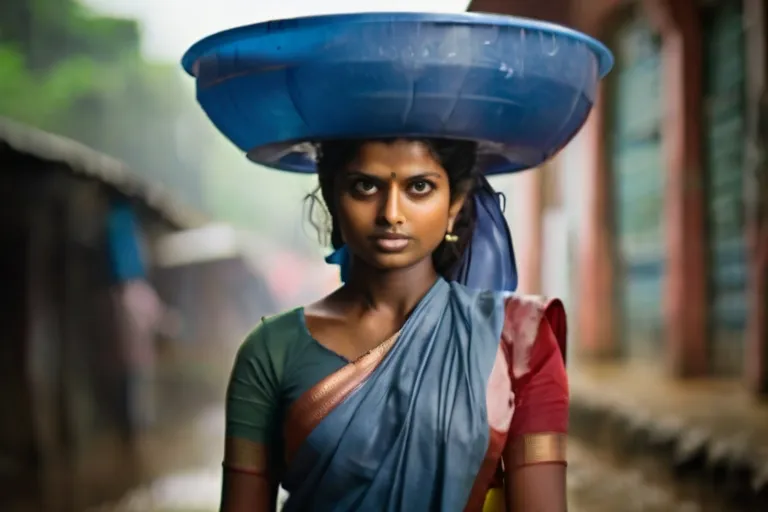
[409, 180, 433, 195]
[353, 180, 378, 195]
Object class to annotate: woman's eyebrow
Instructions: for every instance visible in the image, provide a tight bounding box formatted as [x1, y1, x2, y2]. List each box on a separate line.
[406, 172, 444, 180]
[344, 170, 444, 181]
[344, 170, 381, 178]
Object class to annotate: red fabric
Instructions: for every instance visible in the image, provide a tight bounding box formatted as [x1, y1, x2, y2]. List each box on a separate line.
[544, 299, 567, 367]
[508, 311, 569, 436]
[464, 297, 569, 510]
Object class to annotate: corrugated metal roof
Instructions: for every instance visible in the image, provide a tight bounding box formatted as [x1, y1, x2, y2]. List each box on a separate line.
[0, 116, 206, 229]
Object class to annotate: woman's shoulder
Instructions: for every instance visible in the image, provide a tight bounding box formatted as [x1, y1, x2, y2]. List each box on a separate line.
[501, 294, 565, 330]
[238, 307, 310, 359]
[500, 293, 567, 376]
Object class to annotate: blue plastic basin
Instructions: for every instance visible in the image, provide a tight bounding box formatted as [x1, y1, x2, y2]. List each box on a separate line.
[182, 12, 613, 174]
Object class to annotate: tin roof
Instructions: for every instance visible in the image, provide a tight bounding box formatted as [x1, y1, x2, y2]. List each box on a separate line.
[0, 116, 205, 229]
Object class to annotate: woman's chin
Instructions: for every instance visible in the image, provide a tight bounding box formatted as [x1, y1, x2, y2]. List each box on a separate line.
[366, 252, 434, 274]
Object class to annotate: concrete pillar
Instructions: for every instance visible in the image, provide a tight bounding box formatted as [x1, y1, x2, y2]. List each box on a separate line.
[568, 0, 624, 359]
[576, 90, 617, 358]
[743, 0, 768, 393]
[642, 0, 708, 377]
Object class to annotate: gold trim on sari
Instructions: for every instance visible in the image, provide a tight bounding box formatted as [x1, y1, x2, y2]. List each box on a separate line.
[509, 432, 567, 468]
[283, 330, 401, 465]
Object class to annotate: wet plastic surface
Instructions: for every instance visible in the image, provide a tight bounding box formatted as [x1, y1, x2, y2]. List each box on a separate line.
[182, 13, 613, 175]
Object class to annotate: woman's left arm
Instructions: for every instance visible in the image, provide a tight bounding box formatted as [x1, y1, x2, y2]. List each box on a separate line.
[502, 301, 568, 512]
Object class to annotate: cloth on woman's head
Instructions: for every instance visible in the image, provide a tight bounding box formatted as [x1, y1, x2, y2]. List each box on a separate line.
[325, 244, 351, 284]
[450, 177, 517, 292]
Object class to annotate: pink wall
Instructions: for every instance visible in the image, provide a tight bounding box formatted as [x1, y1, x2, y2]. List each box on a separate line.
[491, 168, 543, 295]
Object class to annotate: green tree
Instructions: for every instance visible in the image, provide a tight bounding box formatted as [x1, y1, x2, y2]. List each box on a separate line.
[0, 0, 209, 209]
[0, 45, 100, 128]
[0, 0, 321, 254]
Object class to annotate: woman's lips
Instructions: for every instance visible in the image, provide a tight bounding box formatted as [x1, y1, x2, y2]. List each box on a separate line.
[371, 235, 410, 252]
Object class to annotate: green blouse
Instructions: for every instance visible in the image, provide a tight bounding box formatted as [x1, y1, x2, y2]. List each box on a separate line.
[226, 308, 347, 449]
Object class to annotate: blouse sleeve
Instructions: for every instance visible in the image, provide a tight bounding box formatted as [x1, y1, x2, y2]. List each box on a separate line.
[505, 299, 569, 469]
[224, 321, 281, 472]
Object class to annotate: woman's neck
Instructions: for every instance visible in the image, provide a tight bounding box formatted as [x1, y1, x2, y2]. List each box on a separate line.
[343, 258, 439, 318]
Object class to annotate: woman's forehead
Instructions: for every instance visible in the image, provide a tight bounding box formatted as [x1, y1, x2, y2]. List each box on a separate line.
[350, 140, 446, 176]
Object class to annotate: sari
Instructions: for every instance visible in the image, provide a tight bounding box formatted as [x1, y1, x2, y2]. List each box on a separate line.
[278, 278, 568, 511]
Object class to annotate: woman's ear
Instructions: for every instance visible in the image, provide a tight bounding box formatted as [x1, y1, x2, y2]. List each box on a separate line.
[447, 191, 469, 231]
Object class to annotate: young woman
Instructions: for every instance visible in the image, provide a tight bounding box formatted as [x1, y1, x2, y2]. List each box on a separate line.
[181, 11, 612, 511]
[220, 138, 568, 511]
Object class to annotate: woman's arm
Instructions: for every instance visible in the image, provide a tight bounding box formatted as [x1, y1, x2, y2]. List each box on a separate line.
[221, 438, 277, 512]
[503, 302, 569, 511]
[220, 323, 282, 512]
[503, 446, 566, 511]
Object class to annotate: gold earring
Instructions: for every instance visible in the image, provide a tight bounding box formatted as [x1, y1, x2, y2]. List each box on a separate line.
[444, 232, 459, 243]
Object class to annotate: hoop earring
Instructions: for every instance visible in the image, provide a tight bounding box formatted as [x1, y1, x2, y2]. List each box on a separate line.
[444, 232, 459, 243]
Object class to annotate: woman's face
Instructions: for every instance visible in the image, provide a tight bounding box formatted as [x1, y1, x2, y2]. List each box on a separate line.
[334, 140, 466, 273]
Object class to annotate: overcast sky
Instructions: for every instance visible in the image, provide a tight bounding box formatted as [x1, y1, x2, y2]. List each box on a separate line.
[82, 0, 472, 61]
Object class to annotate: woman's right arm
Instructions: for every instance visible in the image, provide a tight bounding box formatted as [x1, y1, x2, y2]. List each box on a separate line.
[221, 438, 277, 511]
[220, 323, 281, 512]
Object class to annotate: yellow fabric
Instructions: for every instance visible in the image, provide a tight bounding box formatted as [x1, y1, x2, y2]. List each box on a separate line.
[483, 487, 505, 512]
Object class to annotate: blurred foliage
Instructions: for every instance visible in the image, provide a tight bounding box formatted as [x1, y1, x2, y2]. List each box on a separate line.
[0, 0, 319, 253]
[0, 0, 140, 69]
[0, 46, 98, 127]
[0, 0, 206, 207]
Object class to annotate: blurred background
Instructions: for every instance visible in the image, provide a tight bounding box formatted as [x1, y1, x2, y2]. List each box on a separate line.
[1, 0, 767, 511]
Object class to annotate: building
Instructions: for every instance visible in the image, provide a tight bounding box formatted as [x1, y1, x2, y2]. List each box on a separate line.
[0, 117, 205, 511]
[152, 224, 280, 405]
[472, 0, 768, 392]
[470, 2, 768, 504]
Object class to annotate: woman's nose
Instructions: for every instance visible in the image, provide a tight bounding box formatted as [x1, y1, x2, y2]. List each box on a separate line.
[381, 182, 405, 226]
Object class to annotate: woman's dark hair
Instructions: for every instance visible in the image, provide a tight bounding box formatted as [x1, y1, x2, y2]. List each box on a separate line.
[305, 138, 480, 278]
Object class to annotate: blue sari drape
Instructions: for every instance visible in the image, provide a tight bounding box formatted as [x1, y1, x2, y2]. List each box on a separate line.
[282, 278, 507, 511]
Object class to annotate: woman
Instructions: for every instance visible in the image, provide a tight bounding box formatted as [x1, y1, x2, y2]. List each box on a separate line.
[180, 12, 611, 511]
[221, 138, 568, 511]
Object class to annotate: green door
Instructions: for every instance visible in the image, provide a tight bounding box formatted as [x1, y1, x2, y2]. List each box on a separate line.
[703, 1, 747, 375]
[612, 17, 665, 360]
